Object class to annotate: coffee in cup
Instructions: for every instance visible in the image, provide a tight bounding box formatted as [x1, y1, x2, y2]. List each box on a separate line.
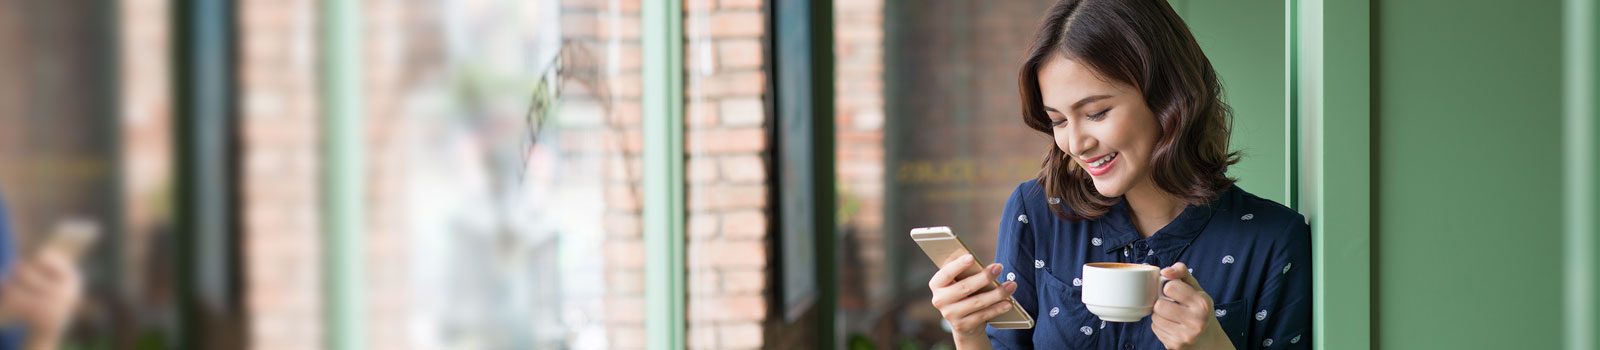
[1081, 262, 1170, 322]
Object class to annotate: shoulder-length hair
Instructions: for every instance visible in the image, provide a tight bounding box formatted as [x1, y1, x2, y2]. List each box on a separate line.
[1019, 0, 1239, 221]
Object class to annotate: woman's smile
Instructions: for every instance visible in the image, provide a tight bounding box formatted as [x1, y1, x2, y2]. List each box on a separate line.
[1082, 152, 1119, 176]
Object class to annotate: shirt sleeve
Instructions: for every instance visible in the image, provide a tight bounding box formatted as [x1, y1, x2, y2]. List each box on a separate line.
[0, 195, 21, 350]
[1248, 218, 1312, 349]
[986, 185, 1037, 350]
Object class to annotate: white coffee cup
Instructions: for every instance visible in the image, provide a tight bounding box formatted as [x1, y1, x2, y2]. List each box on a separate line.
[1081, 262, 1171, 322]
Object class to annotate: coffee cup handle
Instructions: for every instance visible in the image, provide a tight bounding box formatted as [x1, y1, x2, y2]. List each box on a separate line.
[1158, 275, 1176, 302]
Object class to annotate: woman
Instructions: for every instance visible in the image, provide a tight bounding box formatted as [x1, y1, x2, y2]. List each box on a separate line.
[925, 0, 1312, 349]
[0, 194, 83, 350]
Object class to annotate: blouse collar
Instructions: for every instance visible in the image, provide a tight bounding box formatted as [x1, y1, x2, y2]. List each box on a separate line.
[1094, 185, 1237, 254]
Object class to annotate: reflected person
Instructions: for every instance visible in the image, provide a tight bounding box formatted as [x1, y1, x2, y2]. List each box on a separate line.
[0, 195, 83, 350]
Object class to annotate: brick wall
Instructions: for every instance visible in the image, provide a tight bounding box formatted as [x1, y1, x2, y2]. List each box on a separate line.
[834, 0, 888, 314]
[559, 0, 651, 348]
[238, 0, 324, 348]
[682, 0, 771, 349]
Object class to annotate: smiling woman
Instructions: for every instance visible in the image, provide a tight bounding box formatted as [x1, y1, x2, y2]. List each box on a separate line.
[923, 1, 1312, 349]
[1018, 0, 1238, 223]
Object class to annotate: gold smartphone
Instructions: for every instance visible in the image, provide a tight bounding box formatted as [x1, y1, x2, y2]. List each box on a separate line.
[38, 218, 99, 260]
[910, 226, 1034, 329]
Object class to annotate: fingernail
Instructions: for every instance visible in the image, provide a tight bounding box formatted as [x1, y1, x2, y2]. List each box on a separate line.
[962, 254, 974, 263]
[1005, 281, 1017, 293]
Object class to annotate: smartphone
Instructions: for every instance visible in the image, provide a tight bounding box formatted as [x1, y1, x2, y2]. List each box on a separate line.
[910, 226, 1034, 329]
[39, 218, 99, 261]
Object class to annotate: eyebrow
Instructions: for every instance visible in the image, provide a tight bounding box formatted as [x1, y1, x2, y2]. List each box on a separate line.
[1043, 95, 1112, 114]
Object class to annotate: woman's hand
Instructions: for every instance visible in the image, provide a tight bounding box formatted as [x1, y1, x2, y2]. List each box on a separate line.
[0, 250, 83, 350]
[927, 254, 1015, 348]
[1151, 262, 1235, 350]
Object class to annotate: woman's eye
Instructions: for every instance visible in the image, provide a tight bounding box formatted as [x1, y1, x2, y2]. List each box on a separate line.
[1087, 109, 1110, 121]
[1050, 118, 1067, 127]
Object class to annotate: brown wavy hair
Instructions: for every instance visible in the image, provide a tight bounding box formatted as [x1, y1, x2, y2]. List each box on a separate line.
[1019, 0, 1239, 221]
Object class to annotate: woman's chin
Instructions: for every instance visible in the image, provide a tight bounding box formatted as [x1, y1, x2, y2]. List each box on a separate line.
[1090, 180, 1130, 198]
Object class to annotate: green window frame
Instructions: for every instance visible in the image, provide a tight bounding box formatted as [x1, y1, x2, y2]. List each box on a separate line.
[643, 0, 688, 349]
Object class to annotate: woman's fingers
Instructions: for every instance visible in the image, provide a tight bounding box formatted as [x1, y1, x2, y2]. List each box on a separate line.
[947, 280, 1014, 316]
[1161, 276, 1201, 306]
[928, 254, 976, 289]
[1163, 262, 1205, 292]
[948, 263, 1000, 298]
[930, 262, 999, 307]
[968, 299, 1015, 323]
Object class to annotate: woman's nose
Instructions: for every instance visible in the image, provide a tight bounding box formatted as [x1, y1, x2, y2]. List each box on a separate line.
[1067, 127, 1095, 157]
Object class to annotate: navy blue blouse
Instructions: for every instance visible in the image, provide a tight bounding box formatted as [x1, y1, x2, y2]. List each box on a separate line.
[987, 179, 1311, 350]
[0, 195, 26, 349]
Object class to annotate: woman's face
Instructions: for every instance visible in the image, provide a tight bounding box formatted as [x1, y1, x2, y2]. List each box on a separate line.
[1037, 55, 1162, 198]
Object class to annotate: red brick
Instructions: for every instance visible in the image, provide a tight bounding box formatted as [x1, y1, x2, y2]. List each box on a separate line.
[719, 322, 764, 348]
[723, 268, 766, 294]
[614, 100, 643, 126]
[617, 41, 643, 71]
[604, 212, 642, 238]
[720, 0, 763, 11]
[720, 153, 766, 183]
[692, 294, 766, 322]
[696, 70, 765, 97]
[608, 270, 644, 295]
[711, 11, 764, 38]
[686, 127, 765, 154]
[688, 323, 719, 349]
[687, 100, 719, 126]
[608, 72, 643, 99]
[685, 0, 717, 12]
[711, 240, 767, 268]
[688, 213, 719, 238]
[687, 155, 720, 183]
[689, 268, 721, 296]
[606, 183, 643, 211]
[718, 96, 765, 127]
[605, 240, 647, 269]
[686, 183, 767, 211]
[599, 14, 642, 39]
[611, 324, 647, 349]
[561, 12, 598, 38]
[717, 38, 763, 70]
[605, 154, 644, 182]
[721, 209, 766, 238]
[686, 39, 718, 74]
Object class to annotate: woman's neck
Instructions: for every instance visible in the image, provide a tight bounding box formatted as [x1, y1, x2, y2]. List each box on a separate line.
[1122, 180, 1187, 239]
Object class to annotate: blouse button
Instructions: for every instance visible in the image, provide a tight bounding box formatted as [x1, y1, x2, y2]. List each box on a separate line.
[1241, 213, 1255, 221]
[1050, 307, 1060, 317]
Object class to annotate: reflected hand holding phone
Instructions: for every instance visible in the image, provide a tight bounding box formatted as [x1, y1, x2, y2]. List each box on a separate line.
[0, 218, 97, 332]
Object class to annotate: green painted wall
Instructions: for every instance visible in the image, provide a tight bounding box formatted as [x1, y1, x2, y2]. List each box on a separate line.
[1176, 0, 1292, 204]
[1375, 0, 1566, 348]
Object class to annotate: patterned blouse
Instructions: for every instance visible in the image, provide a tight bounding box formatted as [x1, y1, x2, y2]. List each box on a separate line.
[987, 179, 1312, 349]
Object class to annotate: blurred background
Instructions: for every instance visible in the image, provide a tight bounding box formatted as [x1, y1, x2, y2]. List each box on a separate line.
[0, 0, 1596, 350]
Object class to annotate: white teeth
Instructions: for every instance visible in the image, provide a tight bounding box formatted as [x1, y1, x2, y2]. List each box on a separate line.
[1089, 153, 1117, 167]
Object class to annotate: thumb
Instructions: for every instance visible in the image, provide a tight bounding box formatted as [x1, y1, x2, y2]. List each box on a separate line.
[1163, 262, 1203, 290]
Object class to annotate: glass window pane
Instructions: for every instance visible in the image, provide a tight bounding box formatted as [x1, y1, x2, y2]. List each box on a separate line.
[834, 0, 1059, 347]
